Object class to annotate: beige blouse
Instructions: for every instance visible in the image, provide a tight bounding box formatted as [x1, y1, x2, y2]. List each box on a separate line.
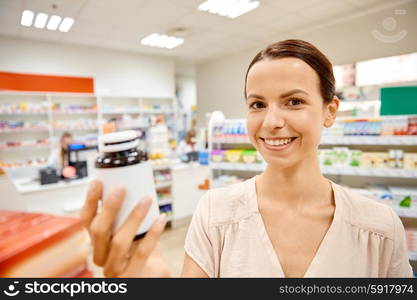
[184, 176, 413, 277]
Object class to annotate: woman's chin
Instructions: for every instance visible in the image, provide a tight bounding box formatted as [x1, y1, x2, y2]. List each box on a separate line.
[263, 157, 297, 170]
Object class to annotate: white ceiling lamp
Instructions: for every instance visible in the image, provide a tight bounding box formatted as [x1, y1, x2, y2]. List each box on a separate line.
[141, 33, 184, 49]
[20, 10, 34, 27]
[46, 15, 62, 31]
[198, 0, 259, 18]
[34, 12, 48, 29]
[20, 9, 73, 32]
[58, 17, 74, 32]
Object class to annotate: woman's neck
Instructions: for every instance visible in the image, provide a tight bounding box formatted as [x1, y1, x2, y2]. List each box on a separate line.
[256, 153, 332, 209]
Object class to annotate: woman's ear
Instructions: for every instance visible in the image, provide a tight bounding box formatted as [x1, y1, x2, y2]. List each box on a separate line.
[324, 96, 339, 128]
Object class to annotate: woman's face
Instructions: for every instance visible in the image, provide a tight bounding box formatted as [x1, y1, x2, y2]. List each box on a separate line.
[62, 136, 73, 149]
[245, 57, 338, 169]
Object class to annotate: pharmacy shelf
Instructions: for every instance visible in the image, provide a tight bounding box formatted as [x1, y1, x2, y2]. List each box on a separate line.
[321, 166, 417, 178]
[141, 109, 174, 114]
[52, 127, 98, 131]
[155, 181, 172, 189]
[118, 126, 147, 131]
[52, 110, 97, 114]
[212, 137, 251, 144]
[320, 136, 417, 145]
[1, 92, 179, 169]
[0, 111, 48, 115]
[0, 144, 50, 152]
[210, 162, 417, 178]
[1, 162, 48, 170]
[212, 136, 417, 146]
[102, 111, 141, 114]
[102, 110, 174, 115]
[393, 207, 417, 219]
[152, 164, 171, 171]
[158, 198, 173, 206]
[0, 128, 49, 133]
[211, 162, 265, 172]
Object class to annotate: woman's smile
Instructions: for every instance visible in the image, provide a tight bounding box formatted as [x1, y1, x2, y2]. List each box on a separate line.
[259, 136, 298, 152]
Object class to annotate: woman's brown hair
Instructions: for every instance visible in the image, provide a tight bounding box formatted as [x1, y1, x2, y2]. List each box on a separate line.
[244, 39, 335, 103]
[60, 131, 72, 167]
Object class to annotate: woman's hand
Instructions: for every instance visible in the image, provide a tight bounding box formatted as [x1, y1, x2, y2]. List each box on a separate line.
[81, 179, 170, 277]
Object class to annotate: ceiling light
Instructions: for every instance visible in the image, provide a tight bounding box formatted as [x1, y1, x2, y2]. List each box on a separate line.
[20, 10, 74, 32]
[141, 33, 184, 49]
[58, 17, 74, 32]
[21, 10, 34, 27]
[34, 13, 48, 29]
[198, 0, 259, 18]
[46, 15, 62, 31]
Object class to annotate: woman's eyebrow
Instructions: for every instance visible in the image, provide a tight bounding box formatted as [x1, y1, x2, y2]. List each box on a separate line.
[246, 93, 264, 99]
[247, 89, 309, 100]
[280, 89, 309, 98]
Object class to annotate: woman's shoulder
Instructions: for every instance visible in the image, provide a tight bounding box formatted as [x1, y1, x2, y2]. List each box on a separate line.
[333, 182, 398, 240]
[200, 177, 257, 227]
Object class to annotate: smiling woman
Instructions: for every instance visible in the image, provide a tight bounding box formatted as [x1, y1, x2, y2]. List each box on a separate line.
[81, 39, 413, 278]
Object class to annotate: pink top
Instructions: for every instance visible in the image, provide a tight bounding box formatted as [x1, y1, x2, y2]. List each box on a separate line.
[184, 176, 413, 277]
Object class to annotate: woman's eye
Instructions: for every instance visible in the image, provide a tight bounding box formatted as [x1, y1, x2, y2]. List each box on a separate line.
[249, 101, 265, 109]
[288, 98, 303, 106]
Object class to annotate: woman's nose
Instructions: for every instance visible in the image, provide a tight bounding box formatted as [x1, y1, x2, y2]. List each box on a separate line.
[262, 106, 285, 130]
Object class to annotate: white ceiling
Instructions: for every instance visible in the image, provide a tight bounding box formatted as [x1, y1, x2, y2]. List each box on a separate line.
[0, 0, 411, 64]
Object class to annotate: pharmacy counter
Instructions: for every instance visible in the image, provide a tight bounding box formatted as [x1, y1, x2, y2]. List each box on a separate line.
[6, 162, 211, 221]
[11, 177, 91, 215]
[170, 163, 211, 223]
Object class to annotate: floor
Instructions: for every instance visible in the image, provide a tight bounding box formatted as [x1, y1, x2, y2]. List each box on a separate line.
[87, 221, 189, 277]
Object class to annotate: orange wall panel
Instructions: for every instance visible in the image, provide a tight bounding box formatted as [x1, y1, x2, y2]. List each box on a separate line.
[0, 71, 94, 93]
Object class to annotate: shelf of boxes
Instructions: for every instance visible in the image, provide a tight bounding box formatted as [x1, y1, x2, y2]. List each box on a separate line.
[102, 109, 174, 115]
[141, 109, 175, 114]
[0, 92, 178, 169]
[320, 135, 417, 145]
[0, 127, 50, 133]
[51, 110, 97, 115]
[155, 181, 172, 189]
[52, 126, 98, 131]
[158, 198, 173, 206]
[321, 166, 417, 178]
[152, 164, 171, 171]
[212, 135, 417, 146]
[210, 162, 417, 178]
[0, 143, 51, 152]
[211, 162, 264, 172]
[410, 252, 417, 261]
[152, 158, 174, 222]
[0, 111, 48, 115]
[102, 110, 141, 115]
[0, 158, 48, 169]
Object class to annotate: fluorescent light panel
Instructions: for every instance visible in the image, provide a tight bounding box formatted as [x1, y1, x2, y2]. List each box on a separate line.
[198, 0, 259, 18]
[47, 15, 62, 31]
[141, 33, 184, 49]
[59, 17, 74, 32]
[20, 10, 73, 32]
[34, 12, 48, 29]
[21, 10, 34, 26]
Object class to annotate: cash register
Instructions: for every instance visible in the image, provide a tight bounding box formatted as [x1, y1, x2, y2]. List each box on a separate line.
[66, 143, 97, 179]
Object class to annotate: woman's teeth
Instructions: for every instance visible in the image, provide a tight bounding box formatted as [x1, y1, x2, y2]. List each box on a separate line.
[264, 138, 293, 146]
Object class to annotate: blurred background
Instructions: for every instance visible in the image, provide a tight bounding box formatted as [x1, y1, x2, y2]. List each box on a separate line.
[0, 0, 416, 277]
